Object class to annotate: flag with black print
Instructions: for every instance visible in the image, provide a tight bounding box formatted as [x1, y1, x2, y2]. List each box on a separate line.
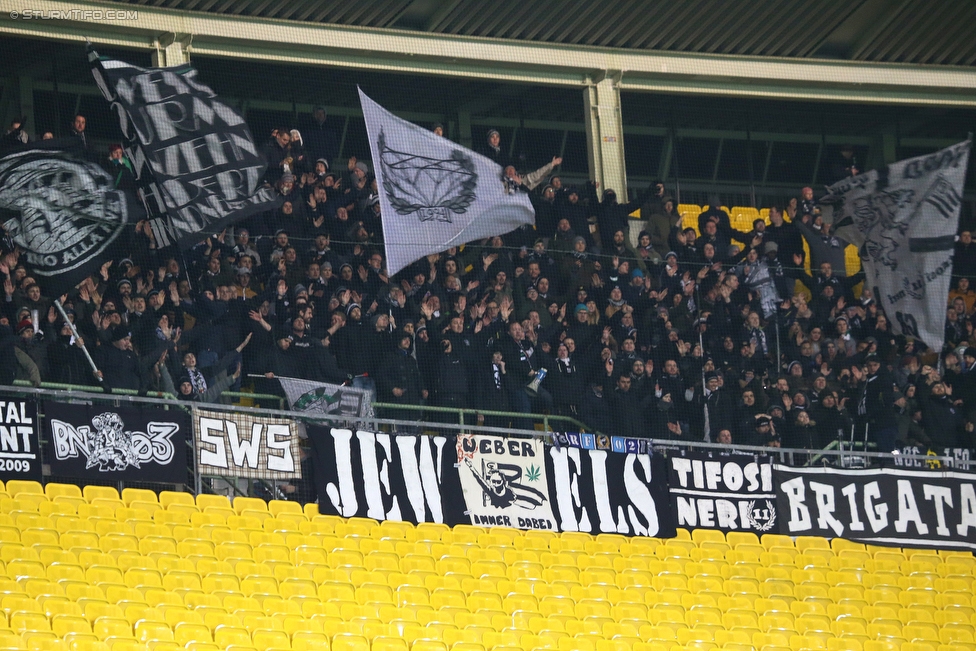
[89, 47, 280, 248]
[824, 140, 970, 351]
[359, 88, 535, 276]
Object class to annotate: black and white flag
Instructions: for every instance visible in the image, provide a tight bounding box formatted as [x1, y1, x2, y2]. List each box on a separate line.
[89, 48, 280, 248]
[825, 140, 971, 351]
[359, 89, 535, 276]
[0, 147, 134, 295]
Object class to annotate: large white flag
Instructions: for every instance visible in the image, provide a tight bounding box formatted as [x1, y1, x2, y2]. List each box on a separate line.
[359, 88, 535, 276]
[825, 140, 970, 352]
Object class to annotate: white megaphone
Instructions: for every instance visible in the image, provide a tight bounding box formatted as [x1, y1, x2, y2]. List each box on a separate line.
[525, 367, 548, 397]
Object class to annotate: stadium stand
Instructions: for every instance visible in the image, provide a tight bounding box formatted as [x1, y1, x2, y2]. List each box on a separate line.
[0, 482, 970, 651]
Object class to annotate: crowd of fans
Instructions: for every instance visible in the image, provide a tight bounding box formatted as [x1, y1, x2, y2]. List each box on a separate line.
[2, 113, 976, 459]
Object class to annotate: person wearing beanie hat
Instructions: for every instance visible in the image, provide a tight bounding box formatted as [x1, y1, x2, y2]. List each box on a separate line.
[90, 325, 140, 391]
[479, 127, 510, 170]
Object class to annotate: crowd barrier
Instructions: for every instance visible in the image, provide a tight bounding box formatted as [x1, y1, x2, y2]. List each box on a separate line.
[0, 385, 973, 553]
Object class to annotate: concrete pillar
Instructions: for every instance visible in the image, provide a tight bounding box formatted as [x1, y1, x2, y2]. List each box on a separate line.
[153, 33, 191, 67]
[17, 75, 33, 136]
[583, 73, 627, 200]
[882, 130, 898, 165]
[457, 110, 471, 149]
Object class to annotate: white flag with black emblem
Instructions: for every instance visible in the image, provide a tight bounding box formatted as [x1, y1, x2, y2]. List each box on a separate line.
[359, 89, 535, 276]
[825, 140, 970, 352]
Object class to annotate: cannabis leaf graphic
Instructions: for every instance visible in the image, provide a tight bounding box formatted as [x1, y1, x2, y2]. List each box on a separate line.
[526, 465, 541, 482]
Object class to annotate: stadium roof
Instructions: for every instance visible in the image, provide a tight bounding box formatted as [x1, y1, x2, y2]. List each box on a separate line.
[100, 0, 976, 67]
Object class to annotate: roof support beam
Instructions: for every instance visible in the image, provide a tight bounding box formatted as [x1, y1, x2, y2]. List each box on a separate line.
[2, 0, 976, 106]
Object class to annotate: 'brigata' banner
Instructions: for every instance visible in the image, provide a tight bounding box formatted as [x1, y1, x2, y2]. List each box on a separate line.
[669, 452, 776, 533]
[775, 464, 976, 551]
[0, 398, 41, 483]
[307, 428, 673, 537]
[46, 402, 189, 482]
[194, 409, 301, 480]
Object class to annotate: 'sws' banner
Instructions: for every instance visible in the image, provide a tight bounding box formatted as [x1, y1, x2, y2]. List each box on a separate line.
[307, 429, 673, 537]
[549, 446, 674, 538]
[457, 434, 555, 531]
[775, 465, 976, 551]
[195, 410, 300, 480]
[46, 402, 189, 482]
[669, 452, 776, 533]
[0, 398, 41, 482]
[307, 427, 466, 525]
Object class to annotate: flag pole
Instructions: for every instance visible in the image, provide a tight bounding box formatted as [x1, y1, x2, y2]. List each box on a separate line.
[53, 299, 102, 383]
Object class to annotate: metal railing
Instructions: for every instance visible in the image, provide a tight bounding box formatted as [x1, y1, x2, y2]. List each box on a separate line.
[11, 379, 588, 434]
[2, 382, 969, 502]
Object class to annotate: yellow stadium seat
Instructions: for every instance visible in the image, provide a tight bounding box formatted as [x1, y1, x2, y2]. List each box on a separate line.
[331, 635, 370, 651]
[81, 487, 119, 502]
[116, 489, 155, 506]
[196, 495, 231, 511]
[267, 501, 302, 518]
[44, 484, 81, 500]
[232, 499, 267, 515]
[158, 492, 194, 509]
[7, 481, 43, 497]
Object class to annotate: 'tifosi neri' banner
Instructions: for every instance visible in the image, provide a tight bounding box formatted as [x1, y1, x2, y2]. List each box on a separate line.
[775, 464, 976, 551]
[669, 451, 776, 534]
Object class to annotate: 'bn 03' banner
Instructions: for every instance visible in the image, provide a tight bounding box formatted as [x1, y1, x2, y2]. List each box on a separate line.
[775, 464, 976, 551]
[46, 402, 189, 482]
[669, 452, 776, 534]
[194, 409, 301, 480]
[0, 398, 41, 482]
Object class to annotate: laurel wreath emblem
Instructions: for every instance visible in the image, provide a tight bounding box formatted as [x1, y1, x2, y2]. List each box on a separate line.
[745, 499, 777, 532]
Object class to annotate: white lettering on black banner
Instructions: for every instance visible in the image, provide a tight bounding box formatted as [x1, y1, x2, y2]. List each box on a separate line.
[548, 446, 674, 538]
[775, 464, 976, 551]
[308, 428, 463, 525]
[669, 452, 775, 533]
[0, 399, 40, 481]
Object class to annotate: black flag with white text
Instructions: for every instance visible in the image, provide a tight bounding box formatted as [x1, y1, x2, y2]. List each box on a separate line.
[89, 48, 280, 248]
